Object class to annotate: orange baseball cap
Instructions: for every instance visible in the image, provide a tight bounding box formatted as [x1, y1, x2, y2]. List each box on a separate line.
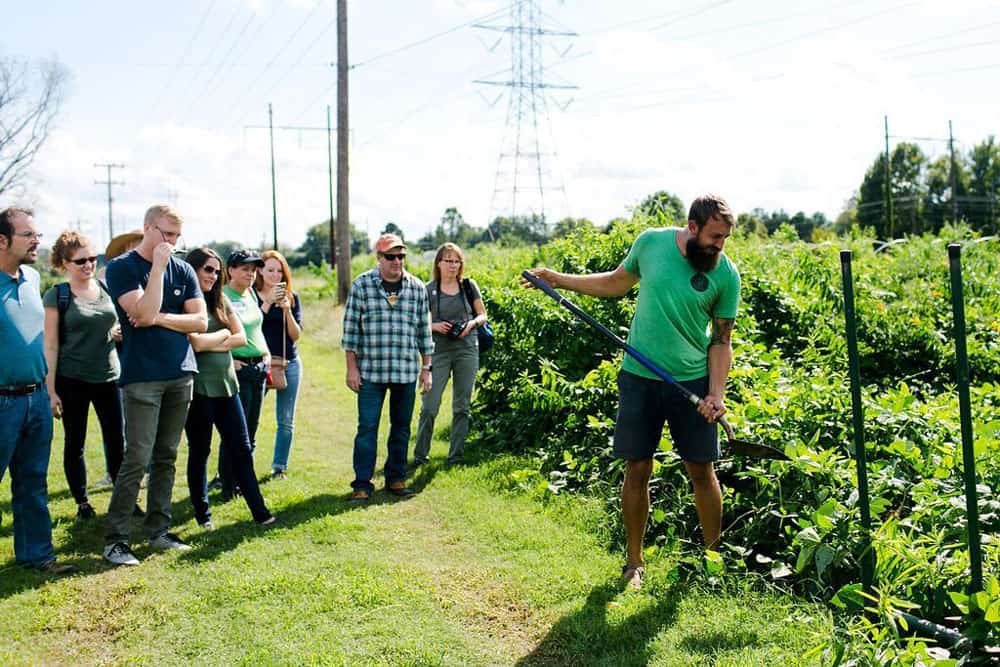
[374, 233, 406, 254]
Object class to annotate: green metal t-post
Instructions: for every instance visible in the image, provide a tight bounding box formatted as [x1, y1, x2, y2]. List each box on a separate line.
[840, 250, 874, 594]
[948, 243, 983, 593]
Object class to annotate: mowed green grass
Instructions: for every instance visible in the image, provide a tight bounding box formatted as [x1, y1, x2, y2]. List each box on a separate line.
[0, 297, 834, 665]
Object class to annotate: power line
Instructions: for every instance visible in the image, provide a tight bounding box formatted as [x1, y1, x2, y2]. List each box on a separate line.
[884, 39, 1000, 61]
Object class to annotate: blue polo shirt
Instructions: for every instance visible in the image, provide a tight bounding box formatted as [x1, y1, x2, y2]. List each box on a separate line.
[0, 265, 47, 386]
[105, 250, 203, 386]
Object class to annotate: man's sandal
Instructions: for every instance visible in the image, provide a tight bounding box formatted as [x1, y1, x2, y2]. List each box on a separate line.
[621, 564, 645, 590]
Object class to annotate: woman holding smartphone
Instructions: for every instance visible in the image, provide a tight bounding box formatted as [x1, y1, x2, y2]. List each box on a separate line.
[255, 250, 303, 480]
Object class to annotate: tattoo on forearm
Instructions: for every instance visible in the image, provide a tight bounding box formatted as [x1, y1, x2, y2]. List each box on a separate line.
[710, 318, 734, 346]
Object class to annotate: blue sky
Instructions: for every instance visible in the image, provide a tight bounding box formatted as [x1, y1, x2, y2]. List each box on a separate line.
[3, 0, 999, 250]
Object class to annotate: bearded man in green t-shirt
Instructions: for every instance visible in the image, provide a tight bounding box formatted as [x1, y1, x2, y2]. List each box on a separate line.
[526, 194, 741, 590]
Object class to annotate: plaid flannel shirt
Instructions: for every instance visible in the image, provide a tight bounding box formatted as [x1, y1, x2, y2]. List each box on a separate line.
[341, 268, 433, 384]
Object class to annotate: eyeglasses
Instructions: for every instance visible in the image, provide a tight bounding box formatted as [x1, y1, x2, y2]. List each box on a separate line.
[69, 256, 98, 266]
[13, 231, 43, 241]
[201, 266, 220, 275]
[440, 259, 461, 265]
[155, 225, 182, 242]
[381, 253, 406, 262]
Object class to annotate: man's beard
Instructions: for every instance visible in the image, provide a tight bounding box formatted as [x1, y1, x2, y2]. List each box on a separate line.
[686, 237, 720, 272]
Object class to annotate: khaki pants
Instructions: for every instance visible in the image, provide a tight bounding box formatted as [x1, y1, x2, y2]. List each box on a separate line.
[413, 345, 479, 464]
[104, 376, 193, 545]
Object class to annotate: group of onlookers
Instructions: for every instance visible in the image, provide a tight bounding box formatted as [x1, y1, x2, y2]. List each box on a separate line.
[0, 204, 304, 571]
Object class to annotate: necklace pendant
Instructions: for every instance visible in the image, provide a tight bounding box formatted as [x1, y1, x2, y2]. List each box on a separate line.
[387, 294, 398, 307]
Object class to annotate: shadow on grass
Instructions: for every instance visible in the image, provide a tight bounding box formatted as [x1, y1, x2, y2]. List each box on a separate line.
[516, 580, 685, 667]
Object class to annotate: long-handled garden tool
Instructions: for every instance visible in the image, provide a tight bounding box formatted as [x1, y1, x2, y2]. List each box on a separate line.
[522, 270, 789, 461]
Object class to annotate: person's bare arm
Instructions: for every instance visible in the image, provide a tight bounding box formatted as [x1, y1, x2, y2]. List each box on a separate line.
[700, 317, 735, 423]
[523, 265, 638, 298]
[43, 307, 62, 417]
[188, 329, 231, 352]
[346, 350, 361, 392]
[119, 242, 171, 326]
[154, 297, 208, 334]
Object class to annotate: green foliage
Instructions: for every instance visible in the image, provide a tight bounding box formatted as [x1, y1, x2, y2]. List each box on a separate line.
[470, 219, 1000, 659]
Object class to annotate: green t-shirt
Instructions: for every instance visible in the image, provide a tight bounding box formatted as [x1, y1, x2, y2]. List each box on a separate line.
[223, 285, 268, 359]
[620, 228, 741, 382]
[43, 283, 120, 383]
[193, 301, 239, 398]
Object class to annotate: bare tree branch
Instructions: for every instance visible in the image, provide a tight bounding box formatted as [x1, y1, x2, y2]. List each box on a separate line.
[0, 57, 69, 198]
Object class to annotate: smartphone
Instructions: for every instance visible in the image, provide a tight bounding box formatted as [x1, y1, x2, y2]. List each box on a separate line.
[273, 281, 287, 300]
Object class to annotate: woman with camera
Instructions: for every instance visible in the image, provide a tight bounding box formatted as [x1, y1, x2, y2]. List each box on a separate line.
[255, 250, 303, 480]
[412, 242, 488, 467]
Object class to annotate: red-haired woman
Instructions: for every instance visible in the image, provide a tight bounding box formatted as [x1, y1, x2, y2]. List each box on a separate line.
[42, 231, 124, 519]
[255, 250, 303, 480]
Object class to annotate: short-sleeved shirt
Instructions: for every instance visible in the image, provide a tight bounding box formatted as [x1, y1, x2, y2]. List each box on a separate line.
[427, 278, 481, 353]
[105, 250, 203, 386]
[43, 283, 120, 383]
[0, 265, 47, 386]
[258, 292, 302, 360]
[224, 285, 268, 359]
[341, 268, 433, 384]
[193, 299, 239, 398]
[621, 228, 741, 382]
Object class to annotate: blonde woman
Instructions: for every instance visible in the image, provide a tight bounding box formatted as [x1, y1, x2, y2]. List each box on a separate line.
[43, 231, 124, 519]
[412, 242, 487, 466]
[254, 250, 303, 480]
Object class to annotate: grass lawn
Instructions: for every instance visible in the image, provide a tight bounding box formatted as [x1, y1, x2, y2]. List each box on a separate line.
[0, 296, 835, 665]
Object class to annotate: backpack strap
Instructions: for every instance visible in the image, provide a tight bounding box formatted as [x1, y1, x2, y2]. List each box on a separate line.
[461, 278, 476, 315]
[56, 282, 72, 343]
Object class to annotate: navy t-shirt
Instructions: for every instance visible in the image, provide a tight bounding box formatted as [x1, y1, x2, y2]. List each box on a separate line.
[105, 250, 203, 385]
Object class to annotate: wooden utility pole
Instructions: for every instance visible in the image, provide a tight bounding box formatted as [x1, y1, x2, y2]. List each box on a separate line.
[336, 0, 351, 303]
[94, 163, 125, 244]
[269, 103, 278, 250]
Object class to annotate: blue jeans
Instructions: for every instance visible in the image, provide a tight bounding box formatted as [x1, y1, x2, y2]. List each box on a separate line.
[352, 381, 415, 494]
[186, 392, 272, 524]
[0, 386, 55, 567]
[219, 360, 266, 495]
[270, 356, 302, 472]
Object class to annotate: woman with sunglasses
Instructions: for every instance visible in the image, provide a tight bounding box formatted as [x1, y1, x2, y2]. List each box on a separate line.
[412, 242, 488, 467]
[183, 248, 275, 530]
[254, 250, 303, 480]
[42, 231, 125, 520]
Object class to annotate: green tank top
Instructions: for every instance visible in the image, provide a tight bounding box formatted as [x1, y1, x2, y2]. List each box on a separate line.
[193, 300, 239, 397]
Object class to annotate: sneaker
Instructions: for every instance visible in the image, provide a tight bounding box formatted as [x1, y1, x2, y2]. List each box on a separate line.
[621, 564, 645, 590]
[76, 502, 97, 520]
[198, 520, 215, 532]
[104, 542, 140, 566]
[93, 474, 113, 489]
[149, 532, 192, 552]
[37, 559, 79, 575]
[270, 469, 288, 481]
[258, 515, 279, 527]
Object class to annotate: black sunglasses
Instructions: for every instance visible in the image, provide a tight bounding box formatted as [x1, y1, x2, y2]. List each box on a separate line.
[381, 253, 406, 261]
[69, 256, 98, 266]
[201, 266, 220, 275]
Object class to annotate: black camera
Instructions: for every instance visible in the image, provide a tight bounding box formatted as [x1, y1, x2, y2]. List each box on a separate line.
[447, 320, 467, 340]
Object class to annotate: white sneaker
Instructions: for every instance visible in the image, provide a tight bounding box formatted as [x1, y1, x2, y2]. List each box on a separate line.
[198, 520, 215, 532]
[149, 532, 192, 551]
[93, 475, 113, 489]
[103, 542, 140, 566]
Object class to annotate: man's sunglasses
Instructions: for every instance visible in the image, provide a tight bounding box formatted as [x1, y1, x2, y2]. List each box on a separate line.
[69, 256, 98, 266]
[381, 253, 406, 261]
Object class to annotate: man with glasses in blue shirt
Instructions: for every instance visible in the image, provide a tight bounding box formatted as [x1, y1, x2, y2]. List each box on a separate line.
[102, 204, 207, 566]
[0, 207, 77, 575]
[342, 233, 433, 503]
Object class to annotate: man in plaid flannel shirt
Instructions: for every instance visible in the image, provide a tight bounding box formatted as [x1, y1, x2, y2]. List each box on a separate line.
[342, 233, 433, 502]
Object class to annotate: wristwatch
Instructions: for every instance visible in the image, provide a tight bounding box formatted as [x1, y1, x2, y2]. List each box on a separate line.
[421, 364, 432, 372]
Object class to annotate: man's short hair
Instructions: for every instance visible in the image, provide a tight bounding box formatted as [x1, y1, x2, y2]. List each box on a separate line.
[0, 207, 34, 242]
[688, 195, 734, 228]
[144, 204, 183, 227]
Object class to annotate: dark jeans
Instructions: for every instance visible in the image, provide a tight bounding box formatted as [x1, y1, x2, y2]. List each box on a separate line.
[352, 380, 415, 494]
[219, 360, 266, 495]
[0, 385, 55, 566]
[55, 375, 125, 505]
[186, 392, 271, 524]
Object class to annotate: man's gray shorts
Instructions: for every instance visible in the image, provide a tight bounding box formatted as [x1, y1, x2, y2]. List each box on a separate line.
[613, 370, 719, 463]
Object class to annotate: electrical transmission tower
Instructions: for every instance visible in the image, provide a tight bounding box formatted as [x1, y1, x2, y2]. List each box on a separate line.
[474, 1, 577, 231]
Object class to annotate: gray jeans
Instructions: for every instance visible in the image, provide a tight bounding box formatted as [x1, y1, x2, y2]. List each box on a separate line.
[105, 376, 193, 545]
[413, 344, 479, 463]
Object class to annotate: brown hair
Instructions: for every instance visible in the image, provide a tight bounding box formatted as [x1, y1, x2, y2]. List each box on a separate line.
[51, 230, 92, 271]
[254, 249, 294, 296]
[432, 242, 465, 284]
[0, 207, 34, 243]
[688, 194, 734, 228]
[185, 247, 227, 323]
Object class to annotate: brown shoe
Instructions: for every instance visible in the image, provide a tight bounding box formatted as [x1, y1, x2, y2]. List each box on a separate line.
[349, 490, 370, 504]
[37, 560, 79, 576]
[386, 482, 416, 498]
[621, 564, 645, 590]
